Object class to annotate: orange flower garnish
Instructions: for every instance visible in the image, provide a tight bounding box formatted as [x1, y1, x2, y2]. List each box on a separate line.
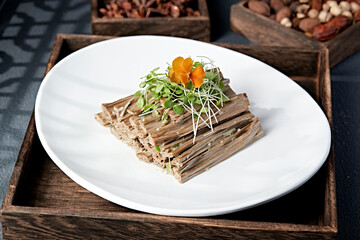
[189, 65, 205, 88]
[169, 56, 205, 88]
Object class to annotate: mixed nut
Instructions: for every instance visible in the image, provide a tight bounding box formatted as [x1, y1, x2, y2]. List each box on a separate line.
[247, 0, 360, 41]
[99, 0, 201, 18]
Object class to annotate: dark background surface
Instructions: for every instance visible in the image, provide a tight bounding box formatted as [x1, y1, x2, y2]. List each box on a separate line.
[0, 0, 359, 239]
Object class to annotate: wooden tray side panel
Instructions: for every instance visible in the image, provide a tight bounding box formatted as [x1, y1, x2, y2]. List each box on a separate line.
[62, 34, 114, 52]
[324, 23, 360, 67]
[91, 0, 99, 21]
[91, 0, 210, 41]
[2, 212, 336, 240]
[318, 49, 337, 230]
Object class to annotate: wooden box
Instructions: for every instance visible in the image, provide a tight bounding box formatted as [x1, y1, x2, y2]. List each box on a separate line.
[230, 0, 360, 67]
[91, 0, 211, 41]
[1, 34, 336, 239]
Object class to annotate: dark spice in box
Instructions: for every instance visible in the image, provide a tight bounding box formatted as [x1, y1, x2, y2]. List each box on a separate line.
[99, 0, 201, 18]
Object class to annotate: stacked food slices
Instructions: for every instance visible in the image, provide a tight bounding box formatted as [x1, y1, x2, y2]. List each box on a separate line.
[95, 69, 263, 183]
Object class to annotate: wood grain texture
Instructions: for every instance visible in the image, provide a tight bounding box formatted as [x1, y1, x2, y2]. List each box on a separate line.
[230, 0, 360, 67]
[91, 0, 210, 41]
[318, 49, 337, 230]
[2, 212, 337, 240]
[1, 34, 337, 239]
[324, 23, 360, 68]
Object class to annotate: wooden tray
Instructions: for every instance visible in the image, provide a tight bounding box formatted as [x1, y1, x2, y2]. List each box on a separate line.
[91, 0, 210, 41]
[230, 0, 360, 68]
[1, 34, 336, 239]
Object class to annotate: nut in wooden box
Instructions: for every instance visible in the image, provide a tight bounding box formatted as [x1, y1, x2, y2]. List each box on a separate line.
[230, 0, 360, 67]
[91, 0, 211, 41]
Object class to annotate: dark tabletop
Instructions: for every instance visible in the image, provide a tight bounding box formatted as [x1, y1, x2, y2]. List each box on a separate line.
[0, 0, 359, 239]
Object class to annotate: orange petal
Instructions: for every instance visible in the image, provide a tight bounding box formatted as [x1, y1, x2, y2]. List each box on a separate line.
[189, 66, 205, 88]
[170, 71, 188, 86]
[172, 57, 185, 72]
[169, 69, 181, 84]
[183, 58, 193, 73]
[179, 73, 189, 87]
[169, 68, 178, 83]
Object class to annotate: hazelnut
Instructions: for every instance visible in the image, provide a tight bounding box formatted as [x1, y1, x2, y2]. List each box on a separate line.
[310, 0, 322, 11]
[292, 17, 301, 29]
[290, 1, 301, 12]
[308, 9, 319, 18]
[270, 0, 285, 12]
[351, 2, 360, 13]
[276, 6, 291, 22]
[354, 10, 360, 21]
[297, 12, 307, 18]
[341, 10, 353, 19]
[299, 18, 321, 32]
[248, 0, 271, 16]
[325, 12, 334, 22]
[281, 0, 293, 5]
[319, 10, 333, 22]
[280, 17, 292, 27]
[322, 3, 330, 11]
[296, 4, 310, 13]
[339, 1, 351, 11]
[327, 1, 338, 8]
[330, 5, 342, 16]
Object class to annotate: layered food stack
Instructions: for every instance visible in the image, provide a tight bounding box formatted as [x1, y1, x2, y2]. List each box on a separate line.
[95, 57, 263, 183]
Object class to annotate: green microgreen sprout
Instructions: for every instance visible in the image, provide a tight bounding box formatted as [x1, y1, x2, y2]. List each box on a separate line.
[134, 56, 230, 143]
[166, 159, 171, 174]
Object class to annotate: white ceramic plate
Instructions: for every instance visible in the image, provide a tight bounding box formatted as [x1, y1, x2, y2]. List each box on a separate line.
[35, 36, 331, 217]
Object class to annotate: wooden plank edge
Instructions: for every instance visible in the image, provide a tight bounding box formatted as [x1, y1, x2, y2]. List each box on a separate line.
[44, 34, 65, 75]
[0, 114, 36, 212]
[324, 22, 360, 68]
[90, 0, 98, 23]
[56, 33, 114, 54]
[54, 34, 321, 57]
[59, 33, 115, 42]
[198, 0, 209, 17]
[1, 205, 338, 234]
[318, 48, 337, 231]
[92, 16, 210, 24]
[214, 43, 321, 54]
